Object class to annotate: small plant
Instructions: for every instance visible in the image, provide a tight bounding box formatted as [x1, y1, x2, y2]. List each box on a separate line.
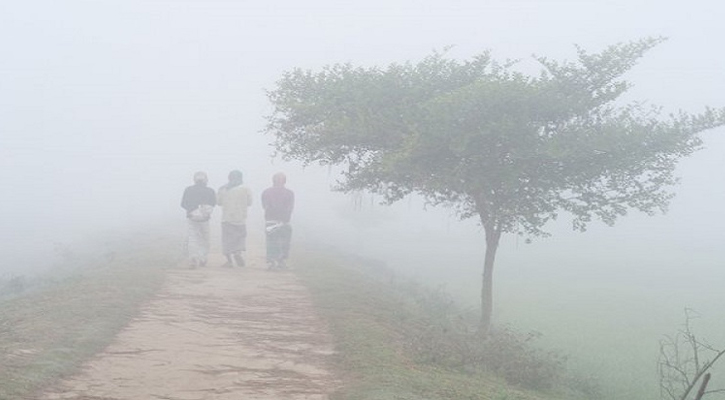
[307, 248, 598, 397]
[479, 326, 568, 390]
[659, 309, 725, 400]
[402, 279, 571, 390]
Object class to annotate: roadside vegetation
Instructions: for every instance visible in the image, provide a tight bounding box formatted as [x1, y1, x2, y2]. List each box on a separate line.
[295, 243, 600, 400]
[0, 229, 180, 399]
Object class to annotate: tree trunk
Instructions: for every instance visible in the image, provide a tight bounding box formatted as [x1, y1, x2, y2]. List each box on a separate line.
[480, 223, 501, 335]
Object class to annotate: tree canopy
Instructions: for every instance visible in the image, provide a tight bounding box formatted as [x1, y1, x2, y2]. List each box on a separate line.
[265, 37, 725, 331]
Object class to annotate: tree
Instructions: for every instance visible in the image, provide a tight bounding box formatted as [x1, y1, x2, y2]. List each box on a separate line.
[264, 38, 725, 333]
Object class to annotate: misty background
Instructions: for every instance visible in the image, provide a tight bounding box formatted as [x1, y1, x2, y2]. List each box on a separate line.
[2, 1, 724, 398]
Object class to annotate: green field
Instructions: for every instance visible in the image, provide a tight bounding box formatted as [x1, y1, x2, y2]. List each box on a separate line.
[344, 229, 725, 400]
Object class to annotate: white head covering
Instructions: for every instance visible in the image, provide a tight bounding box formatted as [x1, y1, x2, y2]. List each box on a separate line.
[193, 171, 208, 183]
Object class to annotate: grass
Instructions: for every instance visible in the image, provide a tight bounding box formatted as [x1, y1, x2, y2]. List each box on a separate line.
[373, 239, 725, 400]
[0, 230, 180, 399]
[293, 244, 592, 400]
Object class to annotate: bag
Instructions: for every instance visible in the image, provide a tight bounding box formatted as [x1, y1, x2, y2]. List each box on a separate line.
[189, 204, 214, 222]
[265, 221, 286, 233]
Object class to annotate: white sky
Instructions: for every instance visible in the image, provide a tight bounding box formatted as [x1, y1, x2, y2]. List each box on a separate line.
[1, 0, 723, 267]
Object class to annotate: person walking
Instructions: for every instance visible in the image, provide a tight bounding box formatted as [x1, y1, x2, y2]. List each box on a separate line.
[217, 170, 253, 267]
[261, 172, 295, 269]
[181, 171, 216, 268]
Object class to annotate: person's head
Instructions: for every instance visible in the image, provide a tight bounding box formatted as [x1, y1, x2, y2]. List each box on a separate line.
[228, 170, 243, 185]
[193, 171, 208, 185]
[272, 172, 286, 187]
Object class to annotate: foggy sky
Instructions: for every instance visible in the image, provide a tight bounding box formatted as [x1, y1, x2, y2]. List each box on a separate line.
[1, 0, 724, 279]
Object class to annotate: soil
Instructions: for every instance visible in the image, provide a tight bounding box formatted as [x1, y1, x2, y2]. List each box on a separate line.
[40, 249, 340, 400]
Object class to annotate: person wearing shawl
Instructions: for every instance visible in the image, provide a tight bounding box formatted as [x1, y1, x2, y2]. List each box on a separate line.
[261, 172, 294, 269]
[181, 171, 216, 268]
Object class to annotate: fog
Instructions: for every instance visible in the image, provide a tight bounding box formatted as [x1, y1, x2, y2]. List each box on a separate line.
[2, 1, 724, 398]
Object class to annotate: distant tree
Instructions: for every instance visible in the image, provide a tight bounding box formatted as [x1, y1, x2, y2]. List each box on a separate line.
[264, 38, 725, 333]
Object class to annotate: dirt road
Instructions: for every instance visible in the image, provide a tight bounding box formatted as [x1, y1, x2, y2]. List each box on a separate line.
[41, 249, 340, 400]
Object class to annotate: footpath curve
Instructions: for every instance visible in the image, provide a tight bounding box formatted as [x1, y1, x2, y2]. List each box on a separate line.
[41, 249, 340, 400]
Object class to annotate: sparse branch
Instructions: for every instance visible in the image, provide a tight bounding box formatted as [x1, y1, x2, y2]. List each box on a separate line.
[694, 374, 711, 400]
[659, 310, 725, 400]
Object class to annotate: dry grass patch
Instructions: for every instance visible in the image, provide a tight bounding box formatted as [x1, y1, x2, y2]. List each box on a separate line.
[0, 231, 180, 398]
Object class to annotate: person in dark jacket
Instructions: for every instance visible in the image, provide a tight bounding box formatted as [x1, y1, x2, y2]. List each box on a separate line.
[261, 172, 294, 269]
[181, 171, 216, 267]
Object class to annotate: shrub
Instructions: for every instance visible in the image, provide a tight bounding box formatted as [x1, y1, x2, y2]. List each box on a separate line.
[309, 248, 595, 395]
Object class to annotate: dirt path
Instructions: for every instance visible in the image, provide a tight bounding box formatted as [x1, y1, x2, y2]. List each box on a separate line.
[41, 247, 340, 400]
